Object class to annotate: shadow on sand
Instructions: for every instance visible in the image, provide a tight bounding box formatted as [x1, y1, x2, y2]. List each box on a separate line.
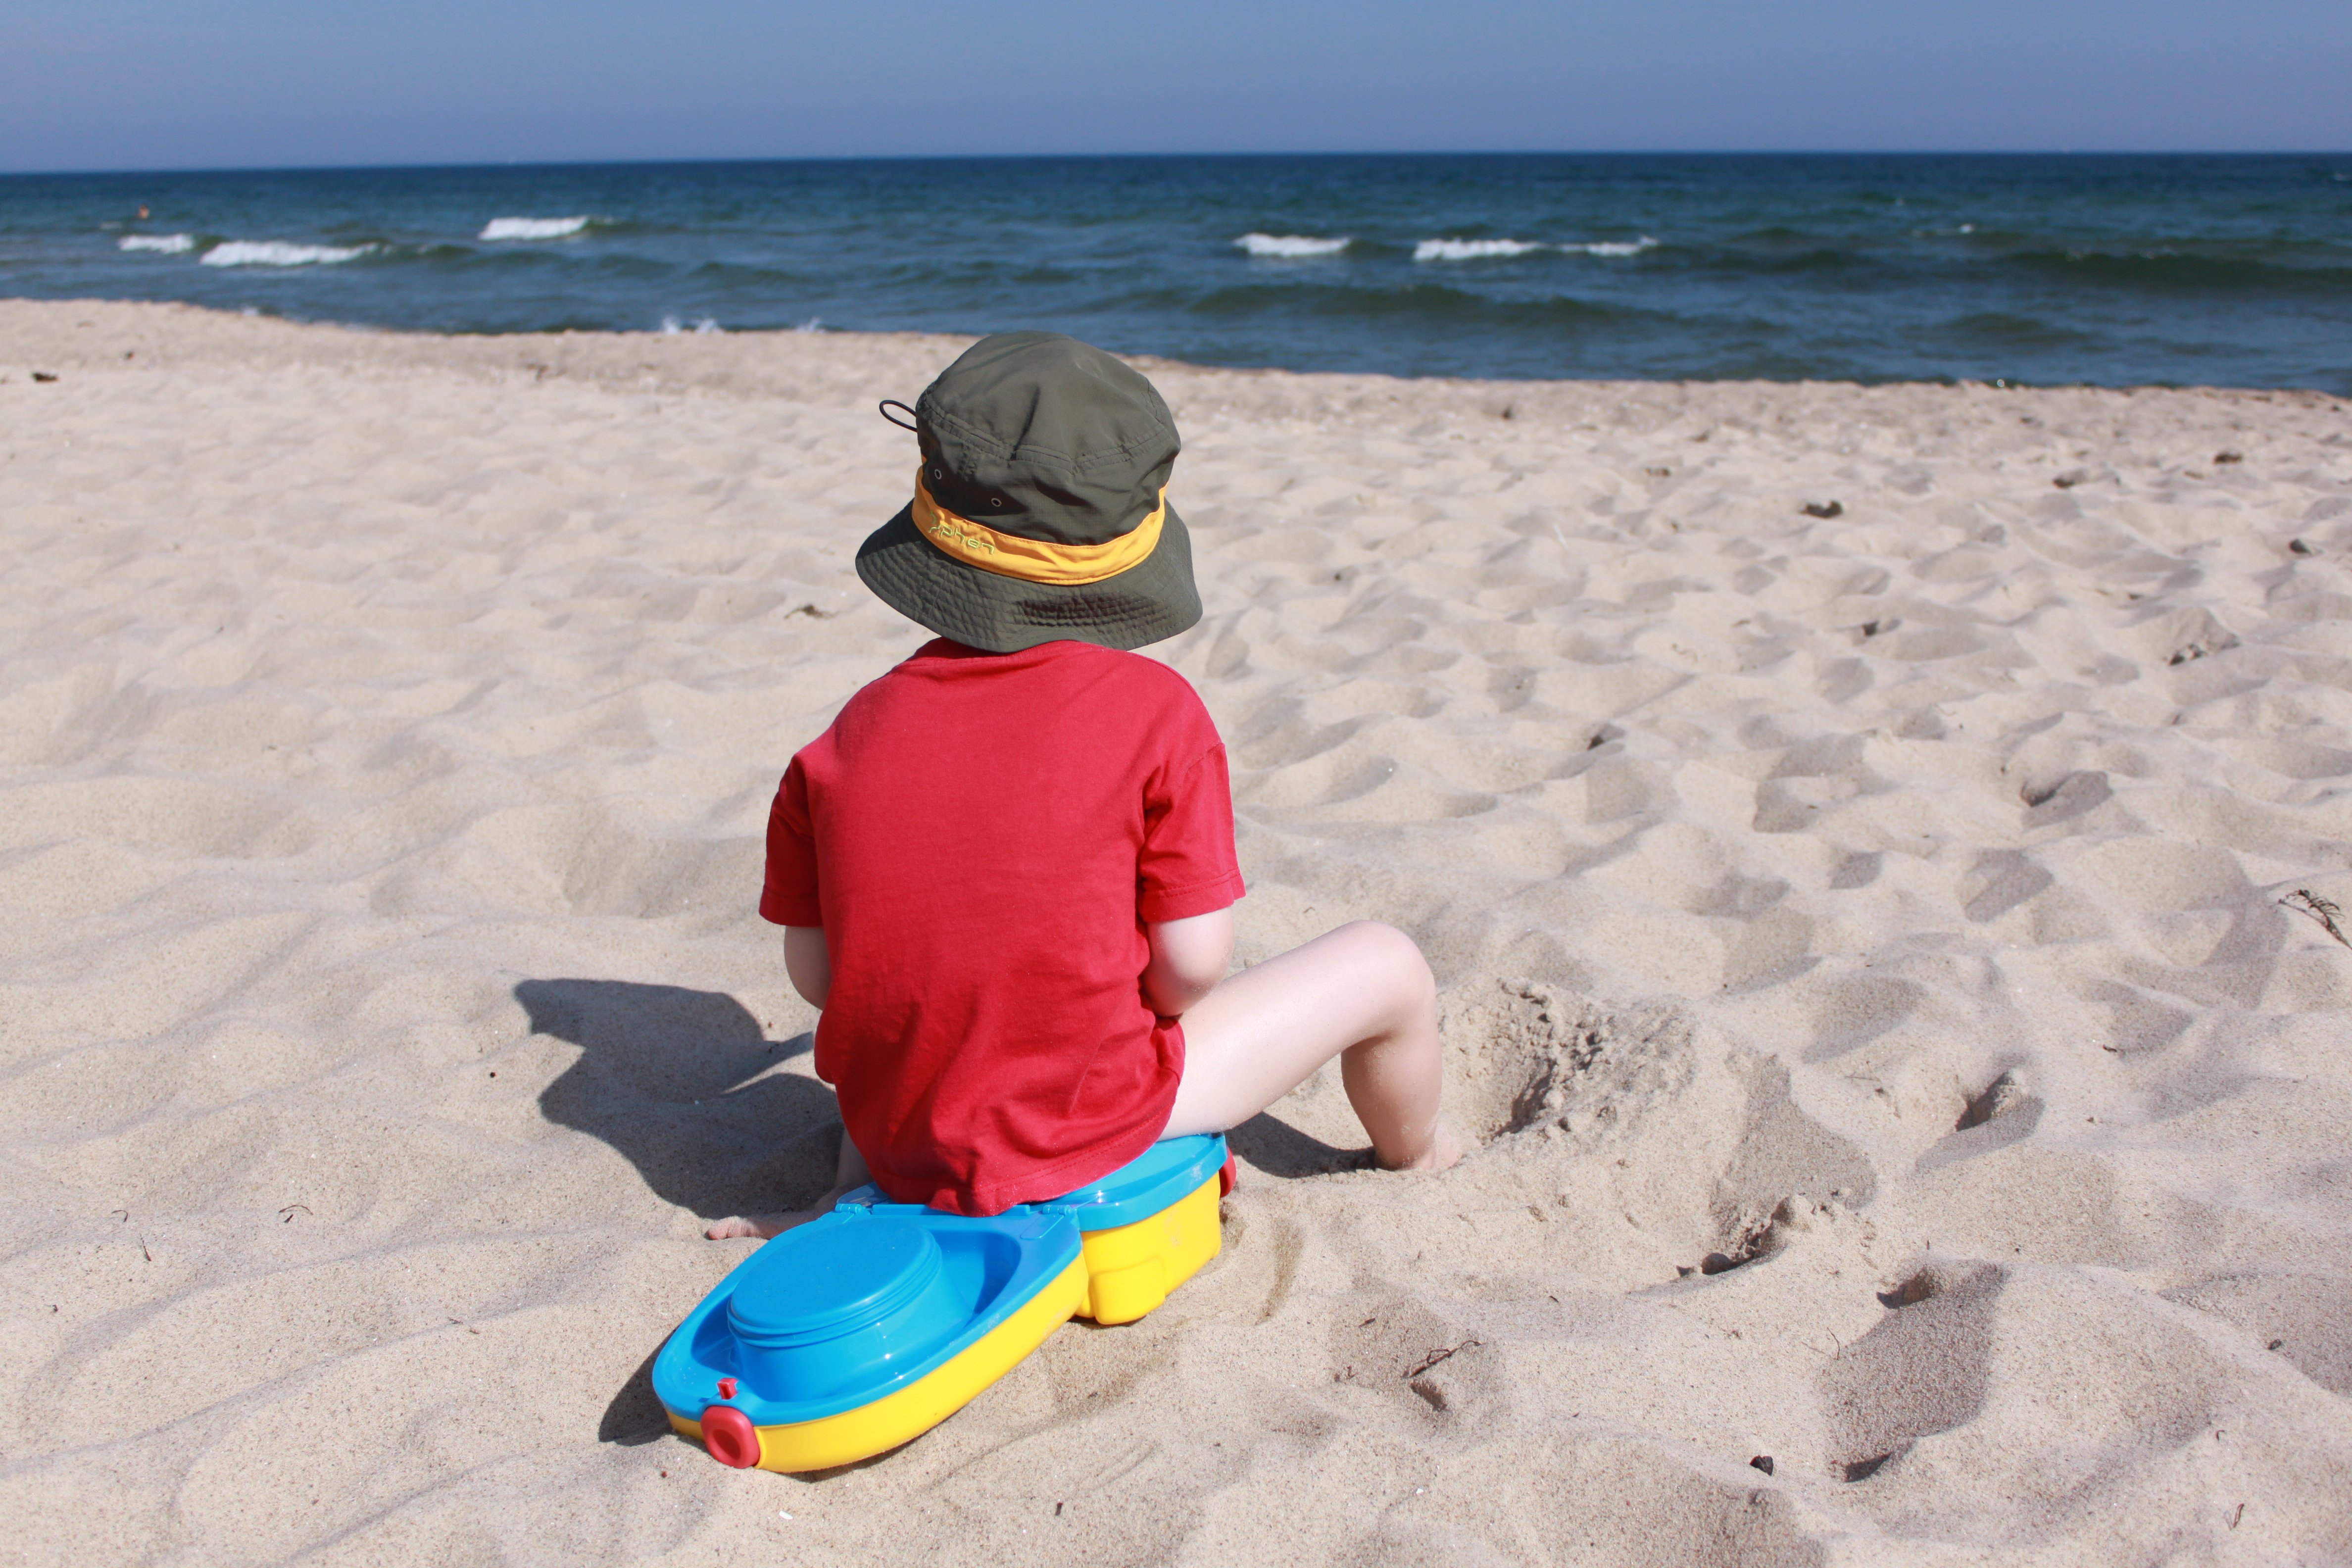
[1226, 1111, 1374, 1178]
[519, 977, 842, 1219]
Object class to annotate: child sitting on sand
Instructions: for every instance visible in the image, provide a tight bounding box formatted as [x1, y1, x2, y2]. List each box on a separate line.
[708, 332, 1459, 1238]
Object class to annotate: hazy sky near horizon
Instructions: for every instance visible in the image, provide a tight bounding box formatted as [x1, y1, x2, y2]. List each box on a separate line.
[2, 0, 2347, 173]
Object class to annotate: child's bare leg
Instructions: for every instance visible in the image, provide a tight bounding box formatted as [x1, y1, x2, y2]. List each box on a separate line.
[705, 1128, 871, 1241]
[1163, 921, 1460, 1171]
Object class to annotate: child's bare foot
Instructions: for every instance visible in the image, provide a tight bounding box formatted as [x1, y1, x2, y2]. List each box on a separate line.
[1381, 1117, 1465, 1173]
[706, 1135, 875, 1240]
[704, 1199, 844, 1241]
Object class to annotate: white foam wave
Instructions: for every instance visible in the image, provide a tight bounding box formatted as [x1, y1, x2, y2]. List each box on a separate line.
[1235, 233, 1351, 258]
[480, 216, 590, 242]
[1563, 236, 1660, 256]
[200, 241, 374, 268]
[118, 234, 195, 254]
[1416, 235, 1658, 262]
[660, 314, 723, 335]
[1414, 238, 1546, 262]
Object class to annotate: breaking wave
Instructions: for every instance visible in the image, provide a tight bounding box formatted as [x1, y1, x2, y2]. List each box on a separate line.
[1415, 238, 1547, 262]
[199, 241, 375, 268]
[1416, 236, 1658, 261]
[480, 216, 591, 242]
[118, 234, 195, 254]
[1235, 233, 1352, 258]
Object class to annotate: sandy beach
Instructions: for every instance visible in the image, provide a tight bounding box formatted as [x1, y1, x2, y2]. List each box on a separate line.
[6, 297, 2352, 1565]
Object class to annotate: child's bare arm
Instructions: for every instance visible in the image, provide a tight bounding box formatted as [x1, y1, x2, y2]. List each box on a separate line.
[1142, 908, 1235, 1017]
[785, 926, 832, 1009]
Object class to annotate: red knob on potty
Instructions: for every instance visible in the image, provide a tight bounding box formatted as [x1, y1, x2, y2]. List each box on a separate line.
[1219, 1155, 1238, 1197]
[699, 1402, 761, 1469]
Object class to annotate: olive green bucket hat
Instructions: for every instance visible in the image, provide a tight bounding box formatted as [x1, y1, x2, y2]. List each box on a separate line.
[855, 331, 1201, 653]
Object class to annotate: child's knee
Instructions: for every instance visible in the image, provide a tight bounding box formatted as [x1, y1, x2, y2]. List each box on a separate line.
[1340, 921, 1435, 1002]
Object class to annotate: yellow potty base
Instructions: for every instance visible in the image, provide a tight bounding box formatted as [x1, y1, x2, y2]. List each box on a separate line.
[669, 1254, 1088, 1472]
[1076, 1174, 1223, 1325]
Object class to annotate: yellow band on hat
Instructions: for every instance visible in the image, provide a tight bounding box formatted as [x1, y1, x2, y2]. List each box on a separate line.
[910, 471, 1164, 586]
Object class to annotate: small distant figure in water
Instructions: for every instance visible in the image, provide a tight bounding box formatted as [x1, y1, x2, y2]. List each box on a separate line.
[137, 205, 149, 219]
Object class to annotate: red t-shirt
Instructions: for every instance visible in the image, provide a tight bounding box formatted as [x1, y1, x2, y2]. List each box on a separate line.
[761, 638, 1244, 1216]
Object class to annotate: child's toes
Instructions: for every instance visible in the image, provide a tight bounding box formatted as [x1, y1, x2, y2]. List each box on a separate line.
[704, 1215, 770, 1240]
[704, 1210, 827, 1241]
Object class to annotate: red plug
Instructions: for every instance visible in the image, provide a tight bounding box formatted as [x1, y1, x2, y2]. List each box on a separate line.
[700, 1403, 760, 1468]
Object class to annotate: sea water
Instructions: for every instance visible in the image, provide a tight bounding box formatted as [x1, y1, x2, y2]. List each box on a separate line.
[3, 154, 2348, 392]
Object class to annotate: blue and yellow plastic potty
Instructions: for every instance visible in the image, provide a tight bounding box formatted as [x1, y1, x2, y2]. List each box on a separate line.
[655, 1133, 1235, 1473]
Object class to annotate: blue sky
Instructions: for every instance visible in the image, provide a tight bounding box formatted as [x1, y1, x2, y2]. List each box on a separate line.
[2, 0, 2346, 172]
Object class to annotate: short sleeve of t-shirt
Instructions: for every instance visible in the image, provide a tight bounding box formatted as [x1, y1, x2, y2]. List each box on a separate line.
[759, 757, 823, 927]
[1137, 743, 1244, 923]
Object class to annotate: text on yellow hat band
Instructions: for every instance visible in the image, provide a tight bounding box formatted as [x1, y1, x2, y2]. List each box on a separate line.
[910, 472, 1164, 586]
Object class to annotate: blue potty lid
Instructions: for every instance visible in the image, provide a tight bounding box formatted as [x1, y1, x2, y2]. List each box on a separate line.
[727, 1216, 944, 1346]
[1045, 1133, 1228, 1231]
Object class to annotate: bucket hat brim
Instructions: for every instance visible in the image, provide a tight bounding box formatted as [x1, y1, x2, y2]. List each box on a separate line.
[855, 499, 1201, 654]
